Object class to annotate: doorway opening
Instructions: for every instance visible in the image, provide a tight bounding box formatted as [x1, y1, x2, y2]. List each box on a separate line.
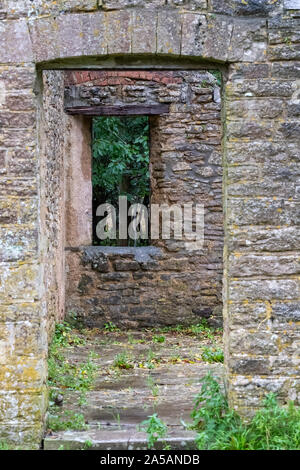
[43, 67, 225, 449]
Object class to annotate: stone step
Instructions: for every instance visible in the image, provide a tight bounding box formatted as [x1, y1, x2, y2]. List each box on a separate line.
[44, 428, 197, 450]
[44, 330, 224, 451]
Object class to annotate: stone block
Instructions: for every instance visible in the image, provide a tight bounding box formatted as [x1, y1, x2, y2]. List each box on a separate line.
[229, 253, 300, 277]
[0, 302, 42, 324]
[132, 10, 157, 54]
[227, 199, 300, 226]
[0, 358, 46, 391]
[226, 141, 299, 166]
[228, 226, 300, 253]
[114, 260, 141, 271]
[0, 20, 33, 63]
[210, 0, 277, 16]
[228, 18, 267, 62]
[157, 10, 181, 55]
[228, 63, 270, 80]
[0, 66, 35, 91]
[0, 262, 39, 301]
[229, 279, 300, 302]
[284, 0, 300, 9]
[167, 0, 207, 9]
[0, 390, 47, 424]
[181, 13, 206, 57]
[268, 44, 300, 61]
[226, 79, 296, 98]
[0, 227, 38, 262]
[0, 197, 37, 226]
[0, 321, 45, 362]
[201, 15, 233, 62]
[107, 10, 132, 54]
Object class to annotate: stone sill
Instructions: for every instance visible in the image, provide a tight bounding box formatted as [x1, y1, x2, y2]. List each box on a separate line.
[66, 245, 163, 262]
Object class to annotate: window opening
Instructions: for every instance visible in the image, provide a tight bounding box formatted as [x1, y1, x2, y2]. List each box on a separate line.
[92, 116, 150, 246]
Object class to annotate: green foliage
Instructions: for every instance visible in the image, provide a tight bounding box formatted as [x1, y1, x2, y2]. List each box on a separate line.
[0, 442, 10, 450]
[209, 69, 222, 86]
[153, 320, 219, 340]
[83, 439, 93, 450]
[113, 352, 134, 369]
[139, 413, 168, 449]
[92, 116, 150, 207]
[92, 116, 150, 245]
[48, 350, 98, 392]
[51, 321, 86, 349]
[104, 321, 120, 332]
[47, 322, 98, 433]
[201, 346, 224, 363]
[191, 373, 300, 450]
[47, 410, 87, 432]
[48, 321, 97, 393]
[152, 334, 165, 343]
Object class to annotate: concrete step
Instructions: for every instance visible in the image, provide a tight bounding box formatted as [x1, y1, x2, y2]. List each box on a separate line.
[44, 428, 197, 450]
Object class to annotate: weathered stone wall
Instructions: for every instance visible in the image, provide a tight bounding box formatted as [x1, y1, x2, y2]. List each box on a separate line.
[40, 71, 67, 334]
[64, 70, 223, 328]
[0, 0, 299, 447]
[0, 65, 47, 447]
[225, 55, 300, 413]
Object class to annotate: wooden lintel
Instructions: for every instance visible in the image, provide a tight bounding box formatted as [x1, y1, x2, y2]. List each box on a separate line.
[64, 104, 170, 116]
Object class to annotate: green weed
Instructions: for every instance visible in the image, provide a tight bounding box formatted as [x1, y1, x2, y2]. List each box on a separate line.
[47, 410, 87, 432]
[201, 346, 224, 363]
[139, 414, 168, 449]
[104, 321, 120, 332]
[48, 351, 98, 392]
[113, 352, 134, 369]
[152, 335, 166, 343]
[191, 373, 300, 450]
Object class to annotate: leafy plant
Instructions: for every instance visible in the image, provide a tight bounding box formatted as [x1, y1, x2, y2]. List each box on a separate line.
[191, 373, 300, 450]
[139, 413, 168, 449]
[47, 410, 87, 432]
[153, 320, 219, 340]
[152, 334, 165, 343]
[113, 352, 134, 369]
[145, 349, 161, 369]
[83, 440, 93, 449]
[0, 442, 10, 450]
[51, 321, 86, 349]
[104, 321, 120, 332]
[147, 376, 159, 397]
[209, 69, 222, 86]
[48, 351, 98, 392]
[201, 346, 224, 363]
[48, 321, 98, 410]
[92, 116, 150, 245]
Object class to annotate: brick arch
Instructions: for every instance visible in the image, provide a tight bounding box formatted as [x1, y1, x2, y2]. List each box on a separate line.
[0, 0, 299, 448]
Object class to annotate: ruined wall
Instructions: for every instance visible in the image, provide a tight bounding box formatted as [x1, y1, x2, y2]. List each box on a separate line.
[0, 0, 299, 446]
[64, 70, 223, 328]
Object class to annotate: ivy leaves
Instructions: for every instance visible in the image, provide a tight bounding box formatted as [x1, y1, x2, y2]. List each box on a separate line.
[92, 116, 150, 207]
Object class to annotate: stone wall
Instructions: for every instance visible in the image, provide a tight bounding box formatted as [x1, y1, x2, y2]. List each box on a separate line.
[0, 0, 299, 447]
[0, 65, 47, 447]
[64, 70, 223, 328]
[40, 71, 67, 335]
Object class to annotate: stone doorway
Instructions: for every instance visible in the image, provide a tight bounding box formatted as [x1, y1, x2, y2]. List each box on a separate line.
[42, 68, 224, 448]
[62, 69, 223, 329]
[1, 0, 299, 448]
